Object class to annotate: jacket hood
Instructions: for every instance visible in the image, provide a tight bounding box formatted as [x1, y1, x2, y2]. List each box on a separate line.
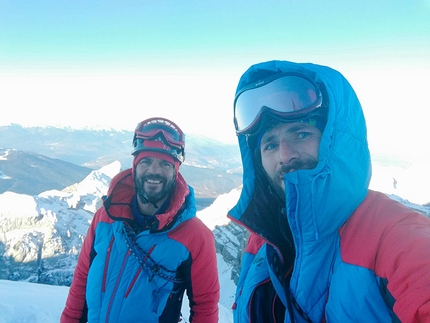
[104, 168, 194, 231]
[229, 60, 372, 241]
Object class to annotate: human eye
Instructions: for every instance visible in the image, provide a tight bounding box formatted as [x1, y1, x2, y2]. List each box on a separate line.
[162, 161, 174, 168]
[139, 158, 152, 165]
[262, 141, 278, 151]
[297, 132, 310, 140]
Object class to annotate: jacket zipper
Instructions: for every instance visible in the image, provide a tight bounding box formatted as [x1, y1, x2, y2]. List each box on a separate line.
[102, 236, 115, 293]
[105, 249, 132, 323]
[124, 267, 142, 298]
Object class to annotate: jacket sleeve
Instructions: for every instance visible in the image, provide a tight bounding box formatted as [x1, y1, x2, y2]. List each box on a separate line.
[172, 217, 220, 323]
[376, 204, 430, 322]
[340, 191, 430, 323]
[60, 209, 101, 323]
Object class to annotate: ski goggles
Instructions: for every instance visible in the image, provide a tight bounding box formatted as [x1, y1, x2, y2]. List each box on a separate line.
[234, 73, 324, 135]
[134, 117, 185, 149]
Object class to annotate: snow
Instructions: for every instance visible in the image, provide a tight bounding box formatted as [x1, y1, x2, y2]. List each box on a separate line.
[0, 280, 70, 323]
[0, 255, 235, 323]
[197, 187, 242, 230]
[0, 149, 11, 160]
[217, 254, 237, 311]
[0, 192, 38, 217]
[0, 171, 11, 179]
[0, 258, 235, 323]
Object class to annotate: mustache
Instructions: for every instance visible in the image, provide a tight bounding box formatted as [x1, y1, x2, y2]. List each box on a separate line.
[276, 159, 318, 176]
[277, 161, 304, 175]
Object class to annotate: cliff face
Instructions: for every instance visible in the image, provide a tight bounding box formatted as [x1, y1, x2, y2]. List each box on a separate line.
[213, 222, 249, 285]
[0, 162, 120, 285]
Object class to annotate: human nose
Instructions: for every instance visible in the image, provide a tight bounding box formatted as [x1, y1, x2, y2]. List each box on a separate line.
[147, 160, 162, 173]
[279, 140, 299, 165]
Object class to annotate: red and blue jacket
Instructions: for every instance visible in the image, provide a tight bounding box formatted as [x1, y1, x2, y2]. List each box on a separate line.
[61, 169, 220, 323]
[228, 60, 430, 322]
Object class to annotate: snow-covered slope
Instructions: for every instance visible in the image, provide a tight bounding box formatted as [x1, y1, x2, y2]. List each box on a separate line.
[0, 161, 122, 285]
[0, 279, 234, 323]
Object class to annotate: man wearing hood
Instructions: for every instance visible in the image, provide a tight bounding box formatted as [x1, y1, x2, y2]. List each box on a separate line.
[61, 117, 220, 323]
[228, 60, 430, 322]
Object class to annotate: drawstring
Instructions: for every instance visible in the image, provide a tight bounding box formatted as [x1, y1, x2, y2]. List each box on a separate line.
[286, 289, 296, 323]
[286, 290, 314, 323]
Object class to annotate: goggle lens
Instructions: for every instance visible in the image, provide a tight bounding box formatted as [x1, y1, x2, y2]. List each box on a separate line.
[234, 74, 323, 134]
[135, 119, 184, 148]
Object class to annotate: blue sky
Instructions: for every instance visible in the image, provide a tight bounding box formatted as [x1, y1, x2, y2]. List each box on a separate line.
[2, 1, 429, 71]
[1, 1, 430, 155]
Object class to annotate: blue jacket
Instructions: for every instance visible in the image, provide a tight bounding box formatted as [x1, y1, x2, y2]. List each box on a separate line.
[61, 169, 220, 323]
[228, 60, 430, 322]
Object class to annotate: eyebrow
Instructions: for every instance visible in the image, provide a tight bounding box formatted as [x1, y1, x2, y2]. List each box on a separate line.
[138, 157, 152, 162]
[261, 124, 315, 144]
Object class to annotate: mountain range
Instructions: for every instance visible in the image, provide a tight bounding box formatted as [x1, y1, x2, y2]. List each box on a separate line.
[0, 124, 243, 200]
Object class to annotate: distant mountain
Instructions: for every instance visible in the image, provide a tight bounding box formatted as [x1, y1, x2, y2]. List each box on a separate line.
[0, 124, 132, 167]
[0, 148, 92, 196]
[0, 124, 243, 199]
[2, 124, 429, 205]
[0, 124, 241, 169]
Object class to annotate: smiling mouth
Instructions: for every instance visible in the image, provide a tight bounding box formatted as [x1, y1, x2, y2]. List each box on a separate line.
[146, 179, 162, 184]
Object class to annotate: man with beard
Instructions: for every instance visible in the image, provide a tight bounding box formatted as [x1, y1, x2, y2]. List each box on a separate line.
[228, 60, 430, 322]
[61, 117, 220, 323]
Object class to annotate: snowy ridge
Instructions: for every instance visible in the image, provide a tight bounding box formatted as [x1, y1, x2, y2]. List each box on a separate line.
[0, 162, 122, 285]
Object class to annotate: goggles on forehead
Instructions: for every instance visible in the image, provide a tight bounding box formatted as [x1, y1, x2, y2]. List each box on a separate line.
[234, 73, 324, 135]
[134, 118, 185, 149]
[132, 117, 185, 163]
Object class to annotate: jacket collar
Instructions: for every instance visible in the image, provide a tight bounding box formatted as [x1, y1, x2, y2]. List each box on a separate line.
[104, 168, 193, 231]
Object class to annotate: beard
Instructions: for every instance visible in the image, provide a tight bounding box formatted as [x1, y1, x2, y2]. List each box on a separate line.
[134, 173, 176, 205]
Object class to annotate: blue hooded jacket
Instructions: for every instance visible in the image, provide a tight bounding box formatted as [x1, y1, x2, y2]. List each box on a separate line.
[228, 60, 430, 322]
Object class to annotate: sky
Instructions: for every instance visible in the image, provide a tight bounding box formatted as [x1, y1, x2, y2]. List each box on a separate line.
[1, 1, 430, 157]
